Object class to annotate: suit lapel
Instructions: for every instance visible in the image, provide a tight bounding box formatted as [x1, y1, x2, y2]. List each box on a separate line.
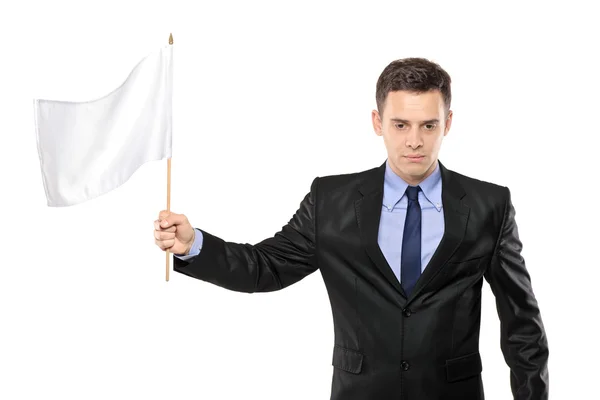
[409, 163, 470, 300]
[355, 159, 470, 302]
[356, 178, 408, 298]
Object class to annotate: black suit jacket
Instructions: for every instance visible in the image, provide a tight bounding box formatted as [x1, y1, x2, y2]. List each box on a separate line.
[173, 159, 549, 400]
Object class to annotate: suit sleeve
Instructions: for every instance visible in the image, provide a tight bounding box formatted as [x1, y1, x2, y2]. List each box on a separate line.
[484, 186, 549, 399]
[172, 177, 319, 293]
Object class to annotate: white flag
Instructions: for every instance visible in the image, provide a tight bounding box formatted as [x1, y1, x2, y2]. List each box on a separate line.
[33, 44, 173, 207]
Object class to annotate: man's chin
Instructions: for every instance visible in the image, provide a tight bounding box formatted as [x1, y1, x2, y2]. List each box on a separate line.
[402, 162, 433, 177]
[403, 162, 428, 171]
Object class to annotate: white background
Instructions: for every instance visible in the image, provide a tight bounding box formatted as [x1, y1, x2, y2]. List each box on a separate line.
[1, 0, 598, 398]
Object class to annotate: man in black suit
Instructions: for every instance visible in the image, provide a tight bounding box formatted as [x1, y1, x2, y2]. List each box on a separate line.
[154, 57, 549, 399]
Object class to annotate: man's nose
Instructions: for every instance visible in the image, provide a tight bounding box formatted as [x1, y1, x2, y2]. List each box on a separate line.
[405, 128, 422, 148]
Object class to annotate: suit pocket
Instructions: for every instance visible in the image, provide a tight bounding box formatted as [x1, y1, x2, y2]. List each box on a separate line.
[332, 345, 363, 374]
[445, 351, 482, 382]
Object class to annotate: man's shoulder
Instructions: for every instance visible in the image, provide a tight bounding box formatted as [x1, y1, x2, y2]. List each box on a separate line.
[445, 165, 510, 208]
[447, 166, 507, 191]
[314, 164, 379, 193]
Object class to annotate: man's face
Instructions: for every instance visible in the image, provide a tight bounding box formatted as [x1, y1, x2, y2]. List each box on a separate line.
[372, 90, 452, 186]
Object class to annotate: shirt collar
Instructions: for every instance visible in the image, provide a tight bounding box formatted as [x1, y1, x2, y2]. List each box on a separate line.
[382, 158, 443, 211]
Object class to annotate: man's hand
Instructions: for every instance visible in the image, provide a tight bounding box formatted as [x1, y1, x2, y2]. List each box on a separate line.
[154, 210, 195, 255]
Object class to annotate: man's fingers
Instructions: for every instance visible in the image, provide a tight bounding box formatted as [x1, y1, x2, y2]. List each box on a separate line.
[159, 213, 187, 228]
[154, 220, 176, 232]
[154, 230, 176, 241]
[154, 211, 187, 253]
[155, 238, 175, 250]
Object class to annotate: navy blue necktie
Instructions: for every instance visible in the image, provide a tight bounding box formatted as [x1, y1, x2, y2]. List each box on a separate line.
[401, 185, 421, 296]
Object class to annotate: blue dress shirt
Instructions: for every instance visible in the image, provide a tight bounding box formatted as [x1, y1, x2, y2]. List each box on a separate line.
[174, 159, 445, 283]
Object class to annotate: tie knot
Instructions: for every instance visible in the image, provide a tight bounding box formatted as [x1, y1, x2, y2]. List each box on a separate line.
[406, 185, 420, 201]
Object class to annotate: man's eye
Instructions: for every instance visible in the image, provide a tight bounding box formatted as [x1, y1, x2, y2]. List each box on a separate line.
[425, 124, 436, 130]
[395, 124, 405, 129]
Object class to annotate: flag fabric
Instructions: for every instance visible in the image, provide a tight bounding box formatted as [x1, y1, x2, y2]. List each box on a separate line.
[33, 44, 173, 207]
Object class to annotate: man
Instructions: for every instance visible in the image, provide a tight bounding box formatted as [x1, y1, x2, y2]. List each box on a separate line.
[153, 58, 549, 399]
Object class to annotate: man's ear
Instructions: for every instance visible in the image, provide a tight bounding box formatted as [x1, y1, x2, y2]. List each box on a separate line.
[444, 110, 453, 136]
[372, 110, 383, 136]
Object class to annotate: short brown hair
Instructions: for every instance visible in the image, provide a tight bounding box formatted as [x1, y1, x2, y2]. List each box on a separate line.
[375, 57, 452, 117]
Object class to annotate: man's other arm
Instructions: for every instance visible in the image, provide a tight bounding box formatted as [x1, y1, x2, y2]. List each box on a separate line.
[172, 177, 319, 293]
[484, 186, 550, 400]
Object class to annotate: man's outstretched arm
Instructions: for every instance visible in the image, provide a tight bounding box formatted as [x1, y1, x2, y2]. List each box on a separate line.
[171, 177, 319, 293]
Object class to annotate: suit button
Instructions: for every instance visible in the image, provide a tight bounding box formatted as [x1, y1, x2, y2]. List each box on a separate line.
[403, 308, 412, 317]
[401, 361, 410, 371]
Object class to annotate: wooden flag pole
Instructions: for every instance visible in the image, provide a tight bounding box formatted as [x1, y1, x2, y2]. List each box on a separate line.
[166, 32, 173, 282]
